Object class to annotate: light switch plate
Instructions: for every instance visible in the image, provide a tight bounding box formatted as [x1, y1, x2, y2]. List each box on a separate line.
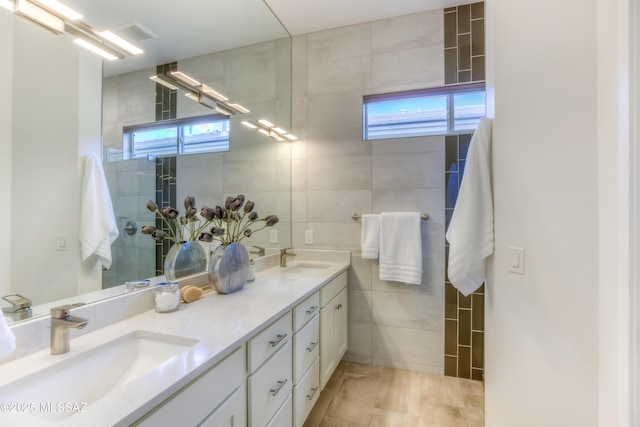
[508, 247, 525, 274]
[305, 230, 313, 244]
[270, 229, 278, 243]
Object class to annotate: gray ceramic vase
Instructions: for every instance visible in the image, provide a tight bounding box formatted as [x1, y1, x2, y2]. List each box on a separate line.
[164, 241, 207, 281]
[208, 242, 250, 294]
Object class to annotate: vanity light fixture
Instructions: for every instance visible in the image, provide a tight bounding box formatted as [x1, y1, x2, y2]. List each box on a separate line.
[0, 0, 13, 11]
[98, 30, 143, 55]
[32, 0, 80, 20]
[15, 0, 64, 34]
[10, 0, 143, 60]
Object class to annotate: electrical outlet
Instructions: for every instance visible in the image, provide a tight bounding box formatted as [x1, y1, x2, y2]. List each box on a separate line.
[305, 230, 314, 244]
[270, 229, 278, 243]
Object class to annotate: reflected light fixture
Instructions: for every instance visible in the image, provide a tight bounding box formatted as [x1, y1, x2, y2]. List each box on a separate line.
[150, 74, 179, 91]
[73, 38, 118, 60]
[98, 30, 143, 55]
[242, 119, 297, 142]
[33, 0, 81, 20]
[150, 70, 251, 116]
[170, 71, 201, 87]
[15, 0, 64, 34]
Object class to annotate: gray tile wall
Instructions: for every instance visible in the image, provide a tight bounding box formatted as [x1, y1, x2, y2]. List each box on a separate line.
[291, 9, 447, 373]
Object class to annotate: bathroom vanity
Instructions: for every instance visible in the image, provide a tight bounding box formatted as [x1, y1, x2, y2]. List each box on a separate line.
[0, 250, 350, 427]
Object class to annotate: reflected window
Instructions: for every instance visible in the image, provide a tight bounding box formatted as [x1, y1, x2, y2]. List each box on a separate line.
[363, 83, 485, 140]
[122, 115, 230, 159]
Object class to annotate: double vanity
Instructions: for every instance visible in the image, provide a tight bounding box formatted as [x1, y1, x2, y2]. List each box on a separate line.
[0, 250, 350, 427]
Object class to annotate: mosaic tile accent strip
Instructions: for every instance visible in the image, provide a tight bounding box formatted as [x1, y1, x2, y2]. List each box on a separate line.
[154, 62, 178, 274]
[155, 62, 177, 121]
[444, 2, 485, 85]
[154, 156, 177, 276]
[444, 133, 485, 381]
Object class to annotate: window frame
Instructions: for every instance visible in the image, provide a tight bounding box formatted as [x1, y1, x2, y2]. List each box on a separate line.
[122, 114, 230, 160]
[363, 82, 486, 140]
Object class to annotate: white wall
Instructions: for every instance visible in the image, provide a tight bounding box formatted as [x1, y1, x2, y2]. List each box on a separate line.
[9, 18, 103, 305]
[0, 11, 13, 298]
[484, 0, 632, 425]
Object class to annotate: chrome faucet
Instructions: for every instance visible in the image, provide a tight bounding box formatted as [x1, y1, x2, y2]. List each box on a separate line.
[280, 247, 296, 268]
[50, 303, 89, 355]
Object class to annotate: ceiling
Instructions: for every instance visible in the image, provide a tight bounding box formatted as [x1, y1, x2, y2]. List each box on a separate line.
[59, 0, 464, 77]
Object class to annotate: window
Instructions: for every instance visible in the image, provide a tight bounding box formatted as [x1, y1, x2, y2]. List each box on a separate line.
[122, 115, 230, 160]
[363, 83, 485, 140]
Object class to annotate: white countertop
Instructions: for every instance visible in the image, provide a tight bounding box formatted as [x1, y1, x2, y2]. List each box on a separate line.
[0, 257, 350, 427]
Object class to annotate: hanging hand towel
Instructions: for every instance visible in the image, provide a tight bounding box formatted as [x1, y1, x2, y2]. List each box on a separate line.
[0, 313, 16, 361]
[446, 118, 493, 296]
[379, 212, 422, 285]
[361, 214, 380, 259]
[80, 155, 119, 269]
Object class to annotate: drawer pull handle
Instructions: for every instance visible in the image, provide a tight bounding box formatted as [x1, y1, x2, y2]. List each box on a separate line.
[306, 341, 318, 352]
[306, 305, 319, 315]
[269, 333, 287, 347]
[306, 386, 319, 400]
[270, 379, 288, 396]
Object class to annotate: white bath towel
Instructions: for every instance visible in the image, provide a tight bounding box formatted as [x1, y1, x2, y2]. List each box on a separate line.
[446, 118, 493, 296]
[80, 155, 119, 269]
[0, 313, 15, 361]
[361, 214, 380, 259]
[379, 212, 422, 285]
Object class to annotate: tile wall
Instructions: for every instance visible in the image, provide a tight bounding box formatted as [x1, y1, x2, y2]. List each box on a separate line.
[291, 9, 447, 374]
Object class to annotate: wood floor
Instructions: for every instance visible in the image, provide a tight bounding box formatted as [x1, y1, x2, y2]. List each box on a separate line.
[303, 361, 484, 427]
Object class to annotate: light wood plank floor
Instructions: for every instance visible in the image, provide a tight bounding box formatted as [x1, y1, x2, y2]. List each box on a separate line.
[303, 361, 484, 427]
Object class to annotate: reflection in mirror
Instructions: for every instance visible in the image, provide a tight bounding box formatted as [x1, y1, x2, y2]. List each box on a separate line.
[102, 37, 293, 288]
[1, 1, 292, 325]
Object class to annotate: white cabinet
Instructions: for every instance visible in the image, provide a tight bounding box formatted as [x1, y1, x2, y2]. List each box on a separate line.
[320, 272, 348, 390]
[133, 346, 245, 427]
[200, 385, 246, 427]
[293, 358, 320, 427]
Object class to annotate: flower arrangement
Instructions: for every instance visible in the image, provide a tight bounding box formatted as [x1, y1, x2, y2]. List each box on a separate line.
[142, 194, 279, 246]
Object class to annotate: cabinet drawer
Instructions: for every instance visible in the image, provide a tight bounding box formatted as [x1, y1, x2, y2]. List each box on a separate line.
[248, 311, 292, 373]
[320, 271, 347, 307]
[248, 340, 292, 427]
[266, 394, 292, 427]
[134, 346, 245, 427]
[293, 314, 319, 384]
[293, 358, 320, 427]
[292, 292, 319, 332]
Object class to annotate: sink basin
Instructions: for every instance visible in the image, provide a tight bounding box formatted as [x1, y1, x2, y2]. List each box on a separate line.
[284, 263, 331, 275]
[0, 330, 198, 422]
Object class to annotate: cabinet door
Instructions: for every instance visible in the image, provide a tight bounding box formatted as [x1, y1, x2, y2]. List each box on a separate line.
[333, 288, 348, 362]
[199, 385, 246, 427]
[320, 298, 336, 390]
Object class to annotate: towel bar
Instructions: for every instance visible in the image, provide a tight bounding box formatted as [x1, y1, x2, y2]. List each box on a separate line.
[352, 212, 429, 221]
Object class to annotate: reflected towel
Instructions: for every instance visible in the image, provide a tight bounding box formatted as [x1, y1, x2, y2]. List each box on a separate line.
[446, 118, 493, 296]
[379, 212, 422, 285]
[80, 155, 119, 269]
[361, 214, 380, 259]
[0, 313, 15, 361]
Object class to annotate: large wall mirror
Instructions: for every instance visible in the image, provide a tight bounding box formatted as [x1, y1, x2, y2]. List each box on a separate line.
[0, 0, 292, 325]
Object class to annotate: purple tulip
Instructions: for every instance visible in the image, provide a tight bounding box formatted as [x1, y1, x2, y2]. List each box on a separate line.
[265, 215, 279, 226]
[141, 225, 156, 235]
[201, 206, 215, 221]
[161, 206, 179, 219]
[184, 195, 196, 210]
[146, 200, 158, 212]
[198, 232, 213, 242]
[244, 201, 255, 213]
